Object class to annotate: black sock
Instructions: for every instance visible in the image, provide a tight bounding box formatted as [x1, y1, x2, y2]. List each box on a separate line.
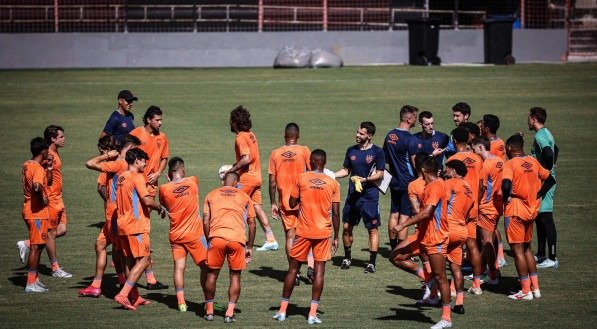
[542, 212, 557, 260]
[369, 251, 378, 266]
[390, 238, 397, 250]
[344, 247, 352, 260]
[535, 213, 547, 257]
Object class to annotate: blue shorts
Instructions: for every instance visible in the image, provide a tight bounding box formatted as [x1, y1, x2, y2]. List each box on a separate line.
[390, 189, 412, 216]
[342, 198, 381, 230]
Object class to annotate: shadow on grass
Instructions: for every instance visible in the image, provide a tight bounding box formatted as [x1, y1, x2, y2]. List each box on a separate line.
[9, 264, 54, 288]
[482, 275, 521, 296]
[376, 306, 434, 324]
[249, 266, 287, 282]
[87, 221, 104, 228]
[268, 304, 325, 319]
[144, 292, 207, 315]
[385, 285, 422, 300]
[74, 274, 121, 298]
[359, 246, 391, 259]
[331, 256, 369, 269]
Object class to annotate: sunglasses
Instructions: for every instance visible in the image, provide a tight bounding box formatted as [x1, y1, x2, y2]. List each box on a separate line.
[125, 99, 134, 104]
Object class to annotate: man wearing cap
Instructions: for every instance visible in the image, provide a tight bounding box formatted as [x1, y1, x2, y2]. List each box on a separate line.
[100, 90, 138, 143]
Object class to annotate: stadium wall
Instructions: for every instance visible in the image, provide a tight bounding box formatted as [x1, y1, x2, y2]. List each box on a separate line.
[0, 30, 566, 69]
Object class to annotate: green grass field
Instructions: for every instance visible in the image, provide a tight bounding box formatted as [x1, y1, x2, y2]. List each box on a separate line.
[0, 64, 596, 328]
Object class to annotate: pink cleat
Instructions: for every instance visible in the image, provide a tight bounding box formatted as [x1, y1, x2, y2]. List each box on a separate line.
[78, 285, 101, 298]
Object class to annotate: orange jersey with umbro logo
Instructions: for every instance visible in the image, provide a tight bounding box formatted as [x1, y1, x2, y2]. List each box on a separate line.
[449, 151, 484, 219]
[203, 186, 255, 244]
[290, 171, 341, 239]
[502, 156, 550, 220]
[268, 145, 311, 210]
[444, 177, 474, 228]
[480, 156, 504, 216]
[159, 176, 204, 244]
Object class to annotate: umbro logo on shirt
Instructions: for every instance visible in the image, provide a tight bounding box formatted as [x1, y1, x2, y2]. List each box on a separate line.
[172, 185, 190, 198]
[387, 133, 399, 145]
[521, 162, 533, 170]
[462, 157, 476, 166]
[309, 179, 326, 190]
[281, 151, 296, 159]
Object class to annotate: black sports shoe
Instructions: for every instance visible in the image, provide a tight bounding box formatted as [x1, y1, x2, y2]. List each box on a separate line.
[452, 305, 465, 314]
[364, 263, 376, 273]
[294, 273, 301, 286]
[204, 314, 214, 321]
[146, 281, 169, 290]
[307, 267, 315, 284]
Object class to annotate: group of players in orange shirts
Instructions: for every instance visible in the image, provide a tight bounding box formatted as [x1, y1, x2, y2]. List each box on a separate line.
[19, 90, 557, 328]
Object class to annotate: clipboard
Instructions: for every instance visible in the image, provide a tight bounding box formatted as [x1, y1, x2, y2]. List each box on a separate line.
[369, 168, 392, 194]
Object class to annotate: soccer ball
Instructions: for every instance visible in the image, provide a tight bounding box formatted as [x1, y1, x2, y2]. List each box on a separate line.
[218, 164, 233, 180]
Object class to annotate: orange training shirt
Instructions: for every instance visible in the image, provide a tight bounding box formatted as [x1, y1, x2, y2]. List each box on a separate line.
[116, 170, 151, 235]
[235, 131, 261, 186]
[159, 176, 204, 244]
[291, 171, 341, 239]
[268, 144, 311, 210]
[22, 160, 49, 220]
[449, 151, 484, 219]
[417, 178, 448, 247]
[203, 186, 255, 244]
[502, 156, 550, 220]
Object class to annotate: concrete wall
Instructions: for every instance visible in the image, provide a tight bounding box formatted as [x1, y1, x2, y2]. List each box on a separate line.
[0, 29, 567, 69]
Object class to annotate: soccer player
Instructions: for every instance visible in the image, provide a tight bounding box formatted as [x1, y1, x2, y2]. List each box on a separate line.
[444, 102, 472, 156]
[268, 123, 314, 284]
[113, 148, 166, 310]
[443, 160, 474, 315]
[412, 111, 450, 169]
[228, 105, 278, 251]
[273, 149, 340, 324]
[472, 136, 505, 282]
[481, 114, 506, 159]
[408, 152, 435, 302]
[448, 127, 484, 295]
[21, 137, 52, 293]
[528, 107, 559, 268]
[18, 125, 72, 278]
[479, 115, 508, 267]
[100, 90, 137, 143]
[80, 134, 140, 297]
[389, 157, 452, 329]
[44, 125, 72, 278]
[501, 134, 555, 300]
[335, 122, 384, 273]
[461, 122, 481, 144]
[203, 171, 256, 323]
[131, 105, 170, 290]
[452, 102, 471, 127]
[159, 157, 208, 312]
[383, 105, 419, 251]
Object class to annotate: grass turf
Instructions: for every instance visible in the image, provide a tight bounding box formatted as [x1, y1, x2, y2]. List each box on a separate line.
[0, 64, 595, 328]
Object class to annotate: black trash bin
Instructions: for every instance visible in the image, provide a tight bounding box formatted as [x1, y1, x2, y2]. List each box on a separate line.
[407, 19, 441, 66]
[483, 18, 516, 65]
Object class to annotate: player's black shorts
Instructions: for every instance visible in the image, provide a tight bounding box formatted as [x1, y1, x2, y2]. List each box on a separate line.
[390, 189, 412, 216]
[342, 198, 381, 230]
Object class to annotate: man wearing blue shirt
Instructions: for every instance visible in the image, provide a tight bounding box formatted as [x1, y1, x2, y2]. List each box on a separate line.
[412, 111, 449, 169]
[335, 122, 385, 273]
[383, 105, 419, 250]
[100, 90, 137, 143]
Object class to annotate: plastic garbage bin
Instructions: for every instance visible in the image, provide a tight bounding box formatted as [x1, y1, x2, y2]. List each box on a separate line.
[407, 19, 441, 66]
[483, 18, 516, 65]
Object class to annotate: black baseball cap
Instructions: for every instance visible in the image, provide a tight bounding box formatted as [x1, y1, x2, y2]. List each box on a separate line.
[117, 90, 138, 102]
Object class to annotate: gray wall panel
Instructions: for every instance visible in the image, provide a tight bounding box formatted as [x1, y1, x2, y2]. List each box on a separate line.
[0, 30, 566, 69]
